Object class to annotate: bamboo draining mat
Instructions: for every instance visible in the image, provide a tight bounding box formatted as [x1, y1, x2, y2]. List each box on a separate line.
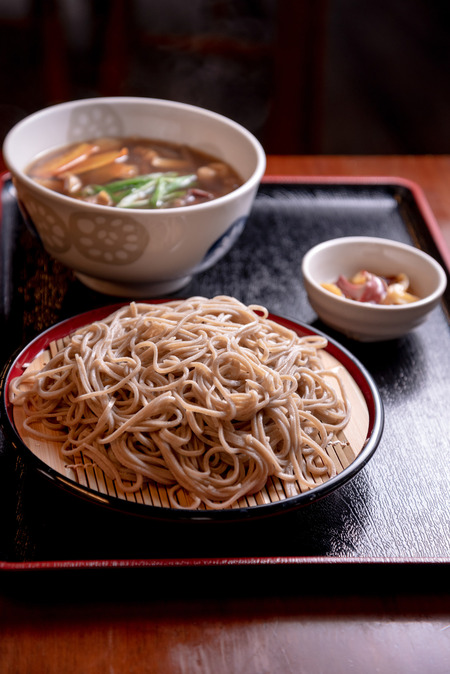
[12, 340, 369, 510]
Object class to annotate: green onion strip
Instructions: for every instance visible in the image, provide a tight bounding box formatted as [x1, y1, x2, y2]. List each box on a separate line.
[82, 172, 198, 209]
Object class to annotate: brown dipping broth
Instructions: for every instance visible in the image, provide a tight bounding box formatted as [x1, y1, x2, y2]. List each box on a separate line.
[26, 137, 243, 209]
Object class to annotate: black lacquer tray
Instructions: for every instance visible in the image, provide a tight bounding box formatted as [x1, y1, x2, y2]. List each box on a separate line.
[0, 174, 449, 572]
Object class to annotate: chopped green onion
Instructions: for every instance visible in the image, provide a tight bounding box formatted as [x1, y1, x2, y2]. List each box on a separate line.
[82, 172, 198, 209]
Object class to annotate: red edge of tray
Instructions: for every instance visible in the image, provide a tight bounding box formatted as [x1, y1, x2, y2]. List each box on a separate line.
[1, 172, 447, 571]
[1, 556, 450, 572]
[262, 174, 450, 272]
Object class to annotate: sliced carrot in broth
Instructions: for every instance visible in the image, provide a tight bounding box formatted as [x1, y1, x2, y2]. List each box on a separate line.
[65, 148, 128, 176]
[78, 162, 138, 186]
[30, 143, 98, 178]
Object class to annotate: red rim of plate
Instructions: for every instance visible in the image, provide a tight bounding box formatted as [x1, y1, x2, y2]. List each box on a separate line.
[0, 301, 384, 523]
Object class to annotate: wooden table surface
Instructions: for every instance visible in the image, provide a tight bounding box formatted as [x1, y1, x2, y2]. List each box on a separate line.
[1, 155, 450, 674]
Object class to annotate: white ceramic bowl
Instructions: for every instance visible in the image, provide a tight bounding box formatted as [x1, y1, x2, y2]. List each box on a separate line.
[3, 97, 266, 297]
[302, 236, 447, 341]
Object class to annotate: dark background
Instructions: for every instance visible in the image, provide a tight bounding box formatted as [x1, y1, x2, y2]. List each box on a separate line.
[0, 0, 449, 155]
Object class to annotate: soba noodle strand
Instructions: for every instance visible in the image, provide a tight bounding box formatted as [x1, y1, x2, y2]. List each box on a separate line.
[10, 296, 351, 509]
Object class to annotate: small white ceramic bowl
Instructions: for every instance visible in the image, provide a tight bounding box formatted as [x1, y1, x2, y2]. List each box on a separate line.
[302, 236, 447, 341]
[3, 97, 266, 297]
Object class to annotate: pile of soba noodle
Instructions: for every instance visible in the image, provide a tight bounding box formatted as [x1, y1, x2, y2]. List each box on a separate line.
[10, 296, 350, 509]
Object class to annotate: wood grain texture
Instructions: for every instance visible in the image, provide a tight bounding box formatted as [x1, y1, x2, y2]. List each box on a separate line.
[1, 579, 450, 674]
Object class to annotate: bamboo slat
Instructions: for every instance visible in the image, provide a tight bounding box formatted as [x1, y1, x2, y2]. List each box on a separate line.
[12, 344, 369, 511]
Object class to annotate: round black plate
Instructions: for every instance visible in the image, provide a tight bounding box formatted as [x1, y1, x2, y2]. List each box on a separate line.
[1, 302, 384, 522]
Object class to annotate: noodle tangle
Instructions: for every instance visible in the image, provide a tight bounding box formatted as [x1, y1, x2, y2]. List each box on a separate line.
[10, 296, 351, 509]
